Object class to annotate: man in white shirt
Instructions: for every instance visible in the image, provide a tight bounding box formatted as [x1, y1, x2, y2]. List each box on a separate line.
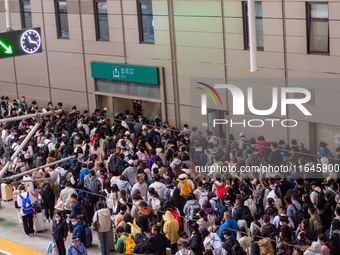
[17, 184, 36, 237]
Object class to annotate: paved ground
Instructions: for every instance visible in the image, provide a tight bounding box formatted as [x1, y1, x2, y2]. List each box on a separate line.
[0, 200, 100, 255]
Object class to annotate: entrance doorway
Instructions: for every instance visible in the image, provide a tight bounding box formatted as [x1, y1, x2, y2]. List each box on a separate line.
[97, 95, 161, 122]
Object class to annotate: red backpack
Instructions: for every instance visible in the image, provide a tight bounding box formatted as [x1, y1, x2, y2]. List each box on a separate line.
[214, 183, 227, 200]
[171, 209, 182, 228]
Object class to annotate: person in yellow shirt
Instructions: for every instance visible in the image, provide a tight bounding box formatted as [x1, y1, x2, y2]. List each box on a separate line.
[163, 211, 179, 255]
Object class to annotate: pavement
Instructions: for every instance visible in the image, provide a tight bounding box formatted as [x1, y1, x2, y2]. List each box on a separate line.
[0, 199, 101, 255]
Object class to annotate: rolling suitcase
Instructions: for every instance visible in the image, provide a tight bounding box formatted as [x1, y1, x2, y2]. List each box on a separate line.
[34, 212, 45, 232]
[1, 183, 13, 201]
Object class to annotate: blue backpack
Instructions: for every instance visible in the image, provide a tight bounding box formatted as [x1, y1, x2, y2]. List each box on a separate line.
[19, 192, 34, 215]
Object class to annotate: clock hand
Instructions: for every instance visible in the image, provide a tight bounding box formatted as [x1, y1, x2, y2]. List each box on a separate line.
[28, 36, 33, 43]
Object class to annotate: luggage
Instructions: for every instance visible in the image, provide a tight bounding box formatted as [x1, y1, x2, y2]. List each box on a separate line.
[84, 226, 93, 247]
[1, 183, 13, 201]
[34, 212, 45, 232]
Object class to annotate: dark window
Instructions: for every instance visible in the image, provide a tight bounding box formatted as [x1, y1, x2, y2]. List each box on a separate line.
[20, 0, 32, 28]
[94, 0, 109, 41]
[55, 0, 69, 39]
[137, 0, 154, 43]
[306, 2, 329, 54]
[242, 1, 263, 50]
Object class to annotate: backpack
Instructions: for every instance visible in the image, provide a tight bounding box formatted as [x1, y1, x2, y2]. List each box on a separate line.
[178, 177, 192, 199]
[189, 204, 200, 221]
[216, 201, 225, 220]
[241, 208, 253, 227]
[291, 203, 304, 227]
[231, 243, 246, 255]
[249, 184, 261, 206]
[108, 154, 119, 174]
[194, 151, 207, 166]
[9, 143, 18, 157]
[128, 220, 142, 236]
[171, 209, 182, 228]
[244, 196, 256, 217]
[57, 172, 70, 195]
[314, 190, 325, 210]
[88, 178, 101, 194]
[214, 183, 227, 200]
[107, 139, 116, 152]
[42, 142, 51, 158]
[19, 192, 34, 215]
[198, 190, 209, 207]
[82, 192, 93, 209]
[40, 183, 53, 201]
[173, 162, 183, 176]
[122, 234, 136, 254]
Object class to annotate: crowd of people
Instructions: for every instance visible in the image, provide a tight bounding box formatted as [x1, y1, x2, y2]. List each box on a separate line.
[1, 95, 340, 255]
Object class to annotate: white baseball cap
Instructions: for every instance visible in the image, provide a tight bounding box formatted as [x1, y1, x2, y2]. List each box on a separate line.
[239, 132, 245, 137]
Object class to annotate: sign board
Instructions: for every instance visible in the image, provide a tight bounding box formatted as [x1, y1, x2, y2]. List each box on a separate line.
[91, 62, 159, 85]
[0, 28, 42, 59]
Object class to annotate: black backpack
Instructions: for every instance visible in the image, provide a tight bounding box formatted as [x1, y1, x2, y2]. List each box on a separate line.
[82, 192, 93, 209]
[291, 203, 304, 227]
[231, 243, 245, 255]
[194, 151, 207, 166]
[107, 139, 116, 153]
[108, 154, 119, 174]
[57, 172, 70, 195]
[40, 183, 53, 201]
[314, 190, 325, 210]
[241, 207, 253, 228]
[42, 142, 51, 158]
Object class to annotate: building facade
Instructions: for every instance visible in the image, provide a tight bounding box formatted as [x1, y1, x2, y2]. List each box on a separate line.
[0, 0, 340, 153]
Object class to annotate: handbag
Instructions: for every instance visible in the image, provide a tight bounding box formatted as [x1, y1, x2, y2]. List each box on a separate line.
[92, 212, 100, 231]
[46, 238, 54, 253]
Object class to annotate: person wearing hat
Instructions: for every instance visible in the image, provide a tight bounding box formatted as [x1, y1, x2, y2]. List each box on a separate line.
[67, 237, 87, 255]
[17, 184, 36, 237]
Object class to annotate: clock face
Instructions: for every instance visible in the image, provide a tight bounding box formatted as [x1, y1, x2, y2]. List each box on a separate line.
[20, 29, 42, 54]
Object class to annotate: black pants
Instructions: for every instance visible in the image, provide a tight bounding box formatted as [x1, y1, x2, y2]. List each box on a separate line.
[43, 196, 55, 220]
[55, 239, 66, 255]
[22, 214, 34, 235]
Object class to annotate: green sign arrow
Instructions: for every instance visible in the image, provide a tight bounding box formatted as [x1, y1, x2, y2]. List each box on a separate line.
[0, 40, 13, 54]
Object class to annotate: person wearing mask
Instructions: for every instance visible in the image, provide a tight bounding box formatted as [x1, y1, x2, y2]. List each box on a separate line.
[92, 201, 112, 255]
[17, 184, 36, 237]
[70, 215, 86, 244]
[52, 211, 68, 255]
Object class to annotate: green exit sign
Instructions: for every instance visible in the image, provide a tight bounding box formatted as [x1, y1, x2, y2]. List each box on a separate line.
[91, 62, 159, 85]
[0, 28, 43, 59]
